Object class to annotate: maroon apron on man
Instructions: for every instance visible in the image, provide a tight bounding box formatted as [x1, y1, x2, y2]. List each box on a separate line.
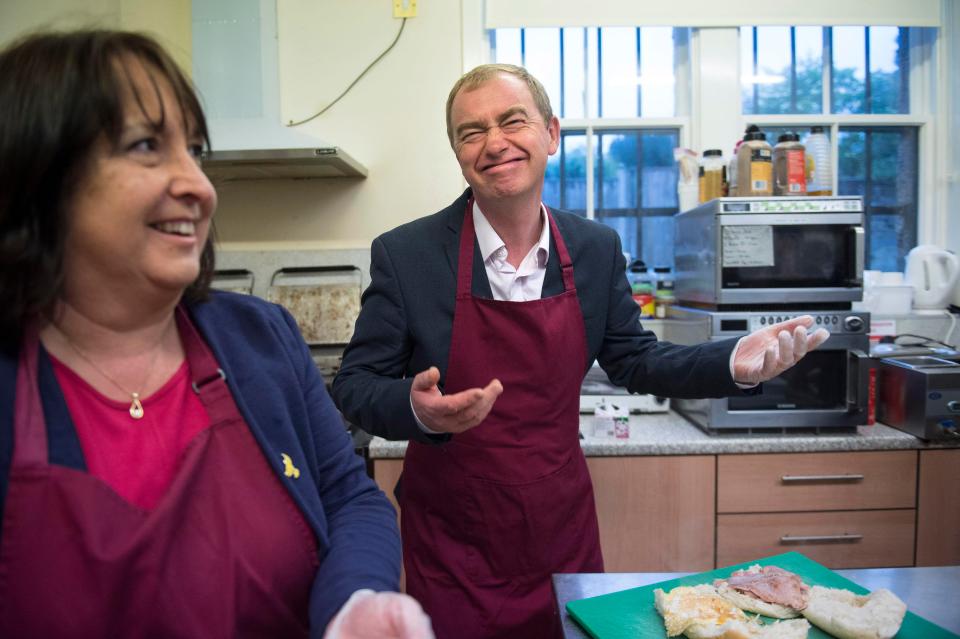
[401, 201, 604, 639]
[0, 308, 319, 638]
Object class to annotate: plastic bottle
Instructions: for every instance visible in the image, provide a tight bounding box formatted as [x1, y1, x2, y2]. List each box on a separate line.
[736, 125, 773, 196]
[651, 266, 675, 318]
[804, 125, 833, 196]
[626, 258, 648, 294]
[728, 140, 742, 196]
[773, 132, 807, 196]
[699, 149, 725, 202]
[626, 259, 655, 318]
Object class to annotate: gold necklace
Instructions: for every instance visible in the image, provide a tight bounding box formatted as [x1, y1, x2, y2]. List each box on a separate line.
[53, 324, 165, 420]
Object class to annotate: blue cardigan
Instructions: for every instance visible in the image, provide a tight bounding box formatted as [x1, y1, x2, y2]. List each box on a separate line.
[0, 292, 401, 635]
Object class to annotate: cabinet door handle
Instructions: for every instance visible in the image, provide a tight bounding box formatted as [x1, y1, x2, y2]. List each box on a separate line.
[780, 533, 863, 543]
[780, 474, 865, 483]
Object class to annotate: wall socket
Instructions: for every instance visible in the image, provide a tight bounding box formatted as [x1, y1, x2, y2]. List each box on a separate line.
[393, 0, 417, 18]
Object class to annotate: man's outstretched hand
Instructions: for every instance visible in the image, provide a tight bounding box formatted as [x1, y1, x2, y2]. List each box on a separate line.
[733, 315, 830, 386]
[410, 366, 503, 434]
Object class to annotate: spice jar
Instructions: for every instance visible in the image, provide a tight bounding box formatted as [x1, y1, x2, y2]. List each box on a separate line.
[699, 149, 725, 202]
[736, 125, 773, 196]
[773, 132, 807, 196]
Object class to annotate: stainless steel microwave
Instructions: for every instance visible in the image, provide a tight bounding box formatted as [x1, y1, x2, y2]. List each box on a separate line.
[665, 307, 873, 433]
[674, 197, 864, 306]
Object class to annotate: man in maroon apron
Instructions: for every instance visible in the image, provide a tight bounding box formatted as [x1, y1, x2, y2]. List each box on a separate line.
[332, 64, 829, 639]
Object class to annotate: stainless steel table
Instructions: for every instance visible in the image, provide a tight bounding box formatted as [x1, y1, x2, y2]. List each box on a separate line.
[553, 567, 960, 638]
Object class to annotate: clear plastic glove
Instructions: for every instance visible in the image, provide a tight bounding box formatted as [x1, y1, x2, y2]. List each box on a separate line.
[323, 590, 434, 639]
[410, 366, 503, 434]
[733, 315, 830, 386]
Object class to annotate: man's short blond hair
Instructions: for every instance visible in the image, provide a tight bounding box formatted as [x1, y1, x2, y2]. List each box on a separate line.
[445, 63, 554, 148]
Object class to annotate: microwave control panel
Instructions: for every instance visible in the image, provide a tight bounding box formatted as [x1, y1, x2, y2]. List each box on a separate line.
[666, 307, 871, 341]
[747, 312, 866, 334]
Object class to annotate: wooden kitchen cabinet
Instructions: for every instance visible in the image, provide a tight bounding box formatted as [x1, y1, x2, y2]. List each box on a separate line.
[717, 509, 915, 568]
[916, 449, 960, 566]
[371, 458, 405, 590]
[717, 451, 916, 513]
[586, 456, 715, 573]
[717, 451, 917, 569]
[371, 458, 403, 521]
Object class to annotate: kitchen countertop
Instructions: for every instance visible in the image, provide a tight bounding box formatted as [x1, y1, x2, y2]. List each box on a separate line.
[366, 411, 960, 459]
[552, 566, 960, 637]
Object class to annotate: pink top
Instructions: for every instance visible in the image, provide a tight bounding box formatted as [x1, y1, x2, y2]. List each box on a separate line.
[50, 354, 210, 510]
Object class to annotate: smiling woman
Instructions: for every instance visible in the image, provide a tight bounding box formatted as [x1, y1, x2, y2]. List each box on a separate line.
[0, 29, 429, 639]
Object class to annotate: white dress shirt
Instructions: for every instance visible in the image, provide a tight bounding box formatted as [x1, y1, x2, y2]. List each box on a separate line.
[472, 201, 550, 302]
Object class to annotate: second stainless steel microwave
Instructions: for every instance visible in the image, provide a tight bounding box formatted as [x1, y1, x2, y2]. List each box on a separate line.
[674, 196, 864, 306]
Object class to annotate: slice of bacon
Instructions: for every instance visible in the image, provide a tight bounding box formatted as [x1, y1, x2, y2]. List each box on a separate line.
[725, 565, 810, 611]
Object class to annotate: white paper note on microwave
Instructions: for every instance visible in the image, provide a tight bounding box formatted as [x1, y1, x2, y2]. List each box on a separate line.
[722, 225, 775, 268]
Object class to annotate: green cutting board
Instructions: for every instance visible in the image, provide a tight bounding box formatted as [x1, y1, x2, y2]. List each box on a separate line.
[566, 552, 957, 639]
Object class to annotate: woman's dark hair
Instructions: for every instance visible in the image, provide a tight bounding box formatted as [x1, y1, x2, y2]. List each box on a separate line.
[0, 29, 216, 343]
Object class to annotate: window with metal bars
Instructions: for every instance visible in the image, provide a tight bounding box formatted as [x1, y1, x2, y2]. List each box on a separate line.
[740, 26, 910, 115]
[489, 24, 930, 272]
[492, 26, 684, 269]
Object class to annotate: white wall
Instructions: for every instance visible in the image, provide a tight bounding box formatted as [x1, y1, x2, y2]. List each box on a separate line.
[0, 1, 191, 74]
[1, 1, 466, 251]
[212, 1, 466, 249]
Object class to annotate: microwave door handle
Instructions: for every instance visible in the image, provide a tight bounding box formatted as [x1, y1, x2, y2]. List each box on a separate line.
[851, 226, 865, 285]
[846, 349, 872, 414]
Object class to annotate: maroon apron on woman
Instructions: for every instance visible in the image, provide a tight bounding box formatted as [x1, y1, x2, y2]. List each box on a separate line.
[401, 201, 604, 639]
[0, 308, 319, 638]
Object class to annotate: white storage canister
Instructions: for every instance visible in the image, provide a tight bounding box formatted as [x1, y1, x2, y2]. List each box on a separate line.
[804, 125, 833, 196]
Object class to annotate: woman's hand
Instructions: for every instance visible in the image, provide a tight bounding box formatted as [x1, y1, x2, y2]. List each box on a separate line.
[324, 590, 434, 639]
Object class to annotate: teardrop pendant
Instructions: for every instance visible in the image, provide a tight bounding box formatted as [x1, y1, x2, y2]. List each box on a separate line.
[129, 393, 144, 420]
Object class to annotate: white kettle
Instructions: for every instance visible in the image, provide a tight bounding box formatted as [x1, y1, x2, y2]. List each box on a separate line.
[904, 245, 960, 309]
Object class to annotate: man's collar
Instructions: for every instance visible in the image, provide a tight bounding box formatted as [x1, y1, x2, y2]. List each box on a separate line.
[472, 201, 550, 265]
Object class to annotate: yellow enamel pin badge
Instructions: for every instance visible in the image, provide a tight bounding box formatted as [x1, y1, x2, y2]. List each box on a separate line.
[281, 453, 300, 479]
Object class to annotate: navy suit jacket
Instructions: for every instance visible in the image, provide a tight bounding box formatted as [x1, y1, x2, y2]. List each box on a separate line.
[0, 292, 400, 635]
[332, 188, 743, 444]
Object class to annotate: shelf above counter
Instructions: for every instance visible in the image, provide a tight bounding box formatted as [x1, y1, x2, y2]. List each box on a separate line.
[201, 147, 368, 182]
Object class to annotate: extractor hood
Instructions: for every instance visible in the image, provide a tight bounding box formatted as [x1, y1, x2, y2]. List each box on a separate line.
[201, 147, 367, 181]
[192, 0, 366, 181]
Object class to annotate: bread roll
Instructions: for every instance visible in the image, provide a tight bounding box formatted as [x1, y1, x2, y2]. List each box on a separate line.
[716, 584, 802, 619]
[654, 585, 810, 638]
[714, 564, 808, 619]
[801, 585, 907, 639]
[755, 619, 810, 639]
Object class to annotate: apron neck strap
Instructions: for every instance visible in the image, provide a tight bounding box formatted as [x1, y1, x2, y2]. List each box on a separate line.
[457, 198, 577, 297]
[174, 305, 228, 400]
[546, 205, 576, 291]
[13, 323, 49, 466]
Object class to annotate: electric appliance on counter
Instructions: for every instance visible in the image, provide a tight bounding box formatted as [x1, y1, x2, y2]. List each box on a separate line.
[674, 196, 864, 307]
[579, 363, 669, 414]
[665, 307, 872, 433]
[904, 245, 960, 309]
[877, 356, 960, 441]
[871, 341, 960, 359]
